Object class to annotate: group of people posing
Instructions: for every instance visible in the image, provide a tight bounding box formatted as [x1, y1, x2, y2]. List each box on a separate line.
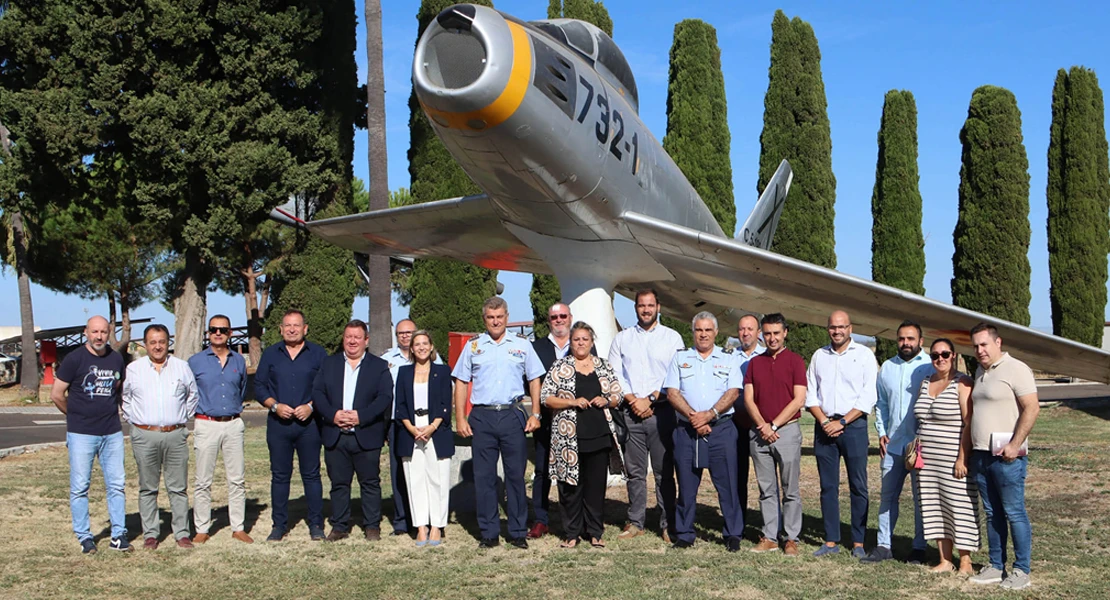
[52, 289, 1038, 591]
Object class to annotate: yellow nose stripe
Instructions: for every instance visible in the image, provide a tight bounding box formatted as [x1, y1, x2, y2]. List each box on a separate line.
[421, 21, 532, 131]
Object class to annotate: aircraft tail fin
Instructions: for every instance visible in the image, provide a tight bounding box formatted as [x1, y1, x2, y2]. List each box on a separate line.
[738, 159, 793, 250]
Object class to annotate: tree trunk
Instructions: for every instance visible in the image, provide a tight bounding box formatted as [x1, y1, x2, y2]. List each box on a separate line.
[107, 292, 120, 349]
[242, 262, 264, 369]
[119, 291, 132, 357]
[172, 251, 208, 359]
[365, 0, 392, 355]
[11, 211, 40, 397]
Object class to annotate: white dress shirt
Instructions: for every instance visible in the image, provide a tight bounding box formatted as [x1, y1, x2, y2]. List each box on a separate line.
[804, 340, 879, 416]
[608, 322, 686, 398]
[122, 356, 199, 426]
[342, 353, 363, 412]
[549, 334, 571, 361]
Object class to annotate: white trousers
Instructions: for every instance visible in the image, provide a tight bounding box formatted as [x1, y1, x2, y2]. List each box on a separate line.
[402, 414, 451, 528]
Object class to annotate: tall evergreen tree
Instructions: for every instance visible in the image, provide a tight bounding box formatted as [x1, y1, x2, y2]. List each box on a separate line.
[1047, 67, 1110, 346]
[530, 0, 614, 336]
[408, 0, 498, 351]
[758, 10, 837, 361]
[871, 90, 925, 363]
[660, 19, 733, 346]
[952, 86, 1032, 327]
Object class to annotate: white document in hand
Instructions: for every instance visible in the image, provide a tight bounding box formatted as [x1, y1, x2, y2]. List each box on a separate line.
[990, 432, 1029, 457]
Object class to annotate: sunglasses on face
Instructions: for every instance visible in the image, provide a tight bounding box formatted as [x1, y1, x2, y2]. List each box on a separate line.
[208, 327, 231, 335]
[549, 314, 569, 321]
[930, 351, 953, 361]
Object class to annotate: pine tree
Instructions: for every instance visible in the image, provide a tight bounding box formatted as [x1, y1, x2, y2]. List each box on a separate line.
[530, 0, 614, 336]
[757, 10, 837, 362]
[408, 0, 498, 352]
[952, 86, 1032, 327]
[1047, 67, 1110, 347]
[871, 90, 925, 363]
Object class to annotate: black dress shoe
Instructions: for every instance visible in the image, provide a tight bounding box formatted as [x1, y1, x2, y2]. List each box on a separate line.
[908, 548, 927, 565]
[726, 537, 741, 553]
[672, 539, 694, 549]
[266, 528, 286, 542]
[508, 537, 528, 549]
[309, 526, 326, 541]
[478, 538, 500, 549]
[391, 529, 409, 537]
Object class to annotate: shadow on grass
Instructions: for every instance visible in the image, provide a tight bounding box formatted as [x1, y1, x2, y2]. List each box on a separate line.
[1062, 397, 1110, 421]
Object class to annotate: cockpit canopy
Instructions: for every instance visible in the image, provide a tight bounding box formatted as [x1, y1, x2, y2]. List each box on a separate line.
[526, 18, 639, 114]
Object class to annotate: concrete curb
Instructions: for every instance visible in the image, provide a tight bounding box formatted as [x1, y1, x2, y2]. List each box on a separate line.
[0, 440, 67, 460]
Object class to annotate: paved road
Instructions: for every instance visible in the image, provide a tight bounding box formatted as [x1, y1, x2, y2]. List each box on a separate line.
[0, 408, 270, 451]
[1, 383, 1108, 453]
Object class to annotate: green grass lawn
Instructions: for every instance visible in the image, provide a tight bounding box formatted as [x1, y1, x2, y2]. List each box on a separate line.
[1, 404, 1108, 599]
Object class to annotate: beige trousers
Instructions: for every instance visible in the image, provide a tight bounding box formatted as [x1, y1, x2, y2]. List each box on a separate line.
[192, 417, 247, 533]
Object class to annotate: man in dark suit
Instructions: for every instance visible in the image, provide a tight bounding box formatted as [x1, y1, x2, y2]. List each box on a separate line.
[527, 302, 573, 539]
[312, 319, 394, 541]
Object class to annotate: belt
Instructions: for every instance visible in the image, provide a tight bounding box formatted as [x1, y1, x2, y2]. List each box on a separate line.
[678, 413, 734, 426]
[828, 414, 845, 420]
[132, 424, 185, 432]
[471, 403, 515, 412]
[196, 414, 240, 422]
[414, 408, 430, 417]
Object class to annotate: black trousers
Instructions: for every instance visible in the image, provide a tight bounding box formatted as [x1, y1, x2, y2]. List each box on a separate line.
[737, 426, 751, 521]
[324, 434, 382, 532]
[558, 446, 610, 541]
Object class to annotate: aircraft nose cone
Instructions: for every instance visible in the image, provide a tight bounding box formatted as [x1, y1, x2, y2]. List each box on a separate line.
[420, 5, 487, 91]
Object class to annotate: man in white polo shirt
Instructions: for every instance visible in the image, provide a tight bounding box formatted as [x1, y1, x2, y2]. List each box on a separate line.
[966, 322, 1039, 591]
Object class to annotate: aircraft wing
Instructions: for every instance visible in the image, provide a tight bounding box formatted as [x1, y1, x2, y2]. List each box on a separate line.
[620, 211, 1110, 383]
[307, 194, 551, 273]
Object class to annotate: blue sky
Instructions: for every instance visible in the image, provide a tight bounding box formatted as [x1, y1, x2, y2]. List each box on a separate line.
[3, 0, 1109, 337]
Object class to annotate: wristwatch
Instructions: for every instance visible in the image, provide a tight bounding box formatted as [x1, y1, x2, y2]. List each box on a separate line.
[269, 403, 278, 414]
[821, 418, 831, 426]
[839, 418, 848, 427]
[770, 423, 779, 432]
[711, 407, 720, 418]
[648, 393, 658, 403]
[531, 412, 542, 420]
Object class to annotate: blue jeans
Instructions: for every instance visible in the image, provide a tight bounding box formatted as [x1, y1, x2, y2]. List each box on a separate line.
[814, 418, 870, 544]
[973, 451, 1031, 574]
[877, 451, 926, 550]
[267, 416, 324, 531]
[67, 432, 127, 542]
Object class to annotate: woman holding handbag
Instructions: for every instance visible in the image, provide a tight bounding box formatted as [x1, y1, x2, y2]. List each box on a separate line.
[914, 338, 979, 574]
[541, 321, 627, 548]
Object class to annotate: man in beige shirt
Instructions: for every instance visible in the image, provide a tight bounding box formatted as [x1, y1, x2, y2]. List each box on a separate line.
[966, 322, 1039, 591]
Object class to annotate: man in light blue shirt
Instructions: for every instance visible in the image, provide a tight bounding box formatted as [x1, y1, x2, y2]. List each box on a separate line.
[380, 318, 442, 536]
[731, 314, 764, 526]
[664, 312, 745, 551]
[862, 320, 933, 564]
[452, 296, 545, 548]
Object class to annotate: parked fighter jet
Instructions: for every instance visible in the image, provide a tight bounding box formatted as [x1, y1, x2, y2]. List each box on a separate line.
[305, 3, 1110, 382]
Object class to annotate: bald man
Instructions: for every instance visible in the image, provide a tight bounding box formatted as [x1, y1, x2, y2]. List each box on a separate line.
[51, 316, 131, 554]
[805, 310, 878, 558]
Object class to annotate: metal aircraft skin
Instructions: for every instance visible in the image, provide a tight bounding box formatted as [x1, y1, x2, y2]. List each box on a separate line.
[308, 3, 1110, 383]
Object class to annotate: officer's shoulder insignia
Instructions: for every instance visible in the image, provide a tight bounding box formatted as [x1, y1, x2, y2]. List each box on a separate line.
[516, 333, 528, 339]
[468, 333, 481, 341]
[722, 347, 735, 354]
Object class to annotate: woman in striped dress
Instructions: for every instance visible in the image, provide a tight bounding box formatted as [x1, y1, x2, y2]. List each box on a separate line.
[914, 338, 979, 574]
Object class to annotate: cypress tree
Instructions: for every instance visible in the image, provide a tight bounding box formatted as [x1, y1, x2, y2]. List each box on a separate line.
[871, 90, 926, 363]
[530, 0, 614, 336]
[757, 10, 837, 362]
[951, 86, 1032, 327]
[1047, 67, 1110, 346]
[408, 0, 498, 351]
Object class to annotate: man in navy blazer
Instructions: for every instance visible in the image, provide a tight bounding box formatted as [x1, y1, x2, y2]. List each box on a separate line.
[312, 320, 394, 541]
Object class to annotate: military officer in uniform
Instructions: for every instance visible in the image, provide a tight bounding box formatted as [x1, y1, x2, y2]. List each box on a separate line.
[380, 318, 442, 536]
[663, 311, 745, 551]
[452, 296, 545, 549]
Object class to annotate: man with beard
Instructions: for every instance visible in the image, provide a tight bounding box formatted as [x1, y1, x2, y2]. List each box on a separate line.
[608, 289, 683, 541]
[861, 320, 932, 564]
[806, 310, 878, 558]
[52, 316, 130, 554]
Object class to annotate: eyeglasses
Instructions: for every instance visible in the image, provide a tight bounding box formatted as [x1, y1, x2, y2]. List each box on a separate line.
[549, 314, 570, 321]
[208, 327, 231, 335]
[930, 351, 953, 361]
[827, 324, 850, 331]
[396, 330, 416, 337]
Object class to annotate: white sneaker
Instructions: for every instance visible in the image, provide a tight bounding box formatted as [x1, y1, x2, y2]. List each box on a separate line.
[969, 566, 1004, 585]
[1000, 570, 1031, 590]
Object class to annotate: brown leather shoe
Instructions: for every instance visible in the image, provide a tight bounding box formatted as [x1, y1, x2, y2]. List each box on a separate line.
[176, 537, 195, 549]
[364, 527, 381, 541]
[143, 537, 158, 550]
[231, 531, 254, 544]
[751, 537, 780, 553]
[325, 529, 350, 542]
[662, 529, 672, 544]
[192, 533, 210, 545]
[783, 540, 800, 557]
[617, 524, 642, 539]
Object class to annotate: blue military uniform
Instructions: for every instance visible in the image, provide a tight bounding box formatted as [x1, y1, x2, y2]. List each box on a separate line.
[380, 347, 444, 534]
[452, 333, 545, 542]
[663, 346, 745, 545]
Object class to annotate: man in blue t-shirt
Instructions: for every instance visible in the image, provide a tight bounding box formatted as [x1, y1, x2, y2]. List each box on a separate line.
[51, 316, 131, 555]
